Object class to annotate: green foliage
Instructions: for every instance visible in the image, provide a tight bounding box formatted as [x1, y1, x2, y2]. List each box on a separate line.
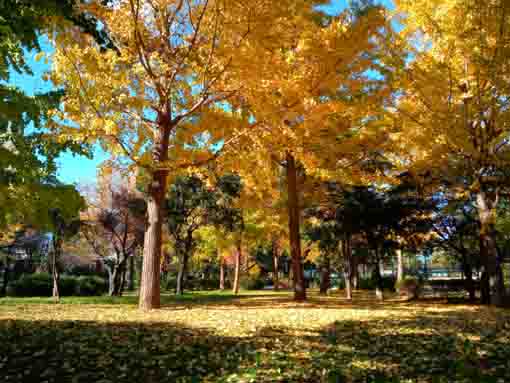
[0, 0, 115, 230]
[74, 276, 108, 296]
[58, 275, 78, 296]
[164, 275, 226, 291]
[8, 273, 107, 297]
[358, 276, 396, 291]
[8, 273, 53, 297]
[240, 275, 266, 290]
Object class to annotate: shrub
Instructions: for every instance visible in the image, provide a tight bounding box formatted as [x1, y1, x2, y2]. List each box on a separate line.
[59, 276, 79, 296]
[358, 276, 396, 292]
[66, 265, 107, 278]
[9, 273, 52, 297]
[75, 276, 108, 296]
[240, 276, 266, 290]
[8, 273, 108, 297]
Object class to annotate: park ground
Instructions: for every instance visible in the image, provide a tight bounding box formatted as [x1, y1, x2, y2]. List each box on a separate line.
[1, 291, 510, 382]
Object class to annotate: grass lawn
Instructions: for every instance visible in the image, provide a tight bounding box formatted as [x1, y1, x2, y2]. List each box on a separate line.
[1, 290, 509, 382]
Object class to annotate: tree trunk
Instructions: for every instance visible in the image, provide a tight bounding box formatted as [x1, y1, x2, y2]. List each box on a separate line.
[139, 170, 167, 310]
[481, 268, 490, 304]
[104, 264, 114, 296]
[119, 260, 128, 296]
[232, 243, 241, 295]
[320, 255, 331, 295]
[176, 251, 190, 295]
[1, 256, 10, 297]
[286, 152, 306, 301]
[128, 254, 135, 291]
[396, 249, 404, 283]
[110, 260, 125, 296]
[52, 237, 62, 302]
[351, 254, 358, 290]
[373, 250, 383, 301]
[342, 237, 353, 300]
[219, 256, 225, 291]
[476, 190, 505, 306]
[272, 238, 279, 291]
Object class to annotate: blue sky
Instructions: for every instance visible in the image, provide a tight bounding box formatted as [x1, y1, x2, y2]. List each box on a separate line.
[11, 41, 109, 186]
[12, 0, 394, 186]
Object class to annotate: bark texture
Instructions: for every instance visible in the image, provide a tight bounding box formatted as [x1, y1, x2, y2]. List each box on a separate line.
[232, 241, 241, 295]
[286, 152, 306, 301]
[477, 190, 505, 306]
[139, 120, 171, 310]
[272, 238, 279, 291]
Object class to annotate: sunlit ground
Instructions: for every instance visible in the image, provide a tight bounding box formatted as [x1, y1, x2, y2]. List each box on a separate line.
[1, 290, 509, 382]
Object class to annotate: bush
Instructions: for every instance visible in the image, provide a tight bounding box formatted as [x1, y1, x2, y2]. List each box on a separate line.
[358, 276, 396, 292]
[8, 273, 108, 297]
[9, 273, 52, 297]
[66, 265, 107, 278]
[240, 276, 265, 290]
[59, 276, 79, 296]
[75, 276, 108, 296]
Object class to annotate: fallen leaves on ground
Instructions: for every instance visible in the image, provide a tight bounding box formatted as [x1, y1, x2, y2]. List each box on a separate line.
[0, 290, 509, 382]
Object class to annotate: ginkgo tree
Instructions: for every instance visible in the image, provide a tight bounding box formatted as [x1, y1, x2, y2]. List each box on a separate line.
[50, 0, 330, 309]
[218, 3, 392, 301]
[392, 0, 510, 305]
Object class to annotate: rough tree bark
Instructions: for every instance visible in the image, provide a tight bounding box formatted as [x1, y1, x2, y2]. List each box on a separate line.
[272, 237, 279, 291]
[232, 240, 241, 295]
[176, 252, 190, 295]
[320, 254, 331, 295]
[396, 249, 404, 283]
[52, 236, 62, 302]
[343, 237, 353, 300]
[139, 121, 171, 310]
[286, 152, 306, 301]
[128, 254, 135, 291]
[219, 256, 225, 290]
[0, 255, 10, 297]
[373, 249, 384, 301]
[476, 189, 505, 306]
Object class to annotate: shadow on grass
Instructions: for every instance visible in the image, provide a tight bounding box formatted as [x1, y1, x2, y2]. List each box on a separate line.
[2, 303, 509, 382]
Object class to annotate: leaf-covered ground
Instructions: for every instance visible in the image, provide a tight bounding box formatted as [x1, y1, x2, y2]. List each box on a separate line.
[1, 290, 509, 382]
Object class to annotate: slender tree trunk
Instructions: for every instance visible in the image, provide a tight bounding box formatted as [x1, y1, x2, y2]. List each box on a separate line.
[104, 264, 114, 296]
[351, 253, 358, 290]
[477, 190, 505, 306]
[343, 237, 353, 300]
[139, 171, 166, 309]
[219, 256, 225, 290]
[272, 238, 279, 291]
[110, 262, 122, 296]
[128, 254, 135, 291]
[139, 121, 171, 310]
[52, 236, 62, 302]
[286, 152, 306, 301]
[1, 256, 10, 297]
[396, 249, 404, 283]
[233, 242, 241, 295]
[119, 259, 128, 296]
[320, 255, 331, 295]
[373, 249, 383, 301]
[176, 251, 190, 295]
[481, 268, 490, 304]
